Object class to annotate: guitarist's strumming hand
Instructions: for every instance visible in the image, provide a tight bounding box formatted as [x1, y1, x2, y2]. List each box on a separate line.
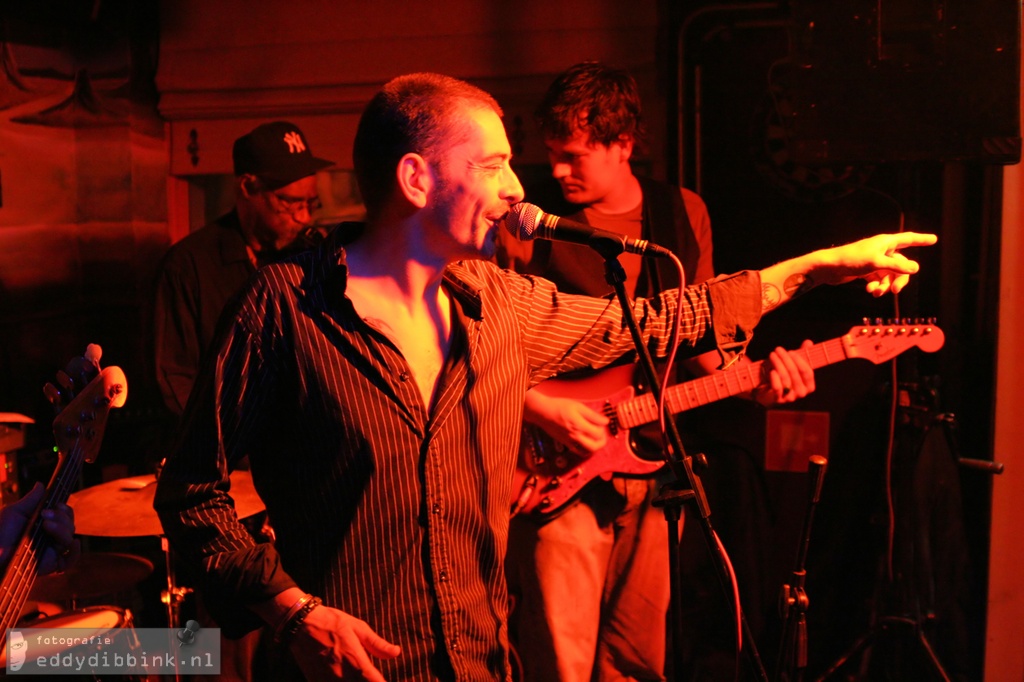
[0, 482, 80, 575]
[523, 390, 610, 459]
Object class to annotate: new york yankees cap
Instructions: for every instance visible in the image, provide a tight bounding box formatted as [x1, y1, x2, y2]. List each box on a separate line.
[233, 121, 335, 190]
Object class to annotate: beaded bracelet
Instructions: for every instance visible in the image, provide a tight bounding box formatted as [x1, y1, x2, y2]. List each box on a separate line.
[273, 593, 313, 641]
[277, 596, 323, 645]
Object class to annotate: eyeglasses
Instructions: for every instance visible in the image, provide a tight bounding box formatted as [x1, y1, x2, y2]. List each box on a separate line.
[266, 191, 322, 217]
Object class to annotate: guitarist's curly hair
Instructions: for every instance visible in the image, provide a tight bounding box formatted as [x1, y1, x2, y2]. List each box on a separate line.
[535, 61, 647, 152]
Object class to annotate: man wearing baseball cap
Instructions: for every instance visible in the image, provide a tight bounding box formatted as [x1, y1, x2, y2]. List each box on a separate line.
[153, 120, 335, 417]
[150, 120, 333, 681]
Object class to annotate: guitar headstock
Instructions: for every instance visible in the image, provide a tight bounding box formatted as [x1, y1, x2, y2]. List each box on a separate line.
[45, 345, 128, 464]
[844, 318, 945, 364]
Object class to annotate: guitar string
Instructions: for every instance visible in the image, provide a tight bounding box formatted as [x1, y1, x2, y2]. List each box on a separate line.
[618, 337, 852, 430]
[0, 415, 90, 632]
[518, 328, 932, 513]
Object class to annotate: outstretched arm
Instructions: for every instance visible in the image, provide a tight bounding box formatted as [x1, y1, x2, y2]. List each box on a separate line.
[758, 232, 938, 311]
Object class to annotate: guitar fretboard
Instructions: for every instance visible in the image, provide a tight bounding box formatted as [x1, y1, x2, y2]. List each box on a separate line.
[0, 459, 84, 633]
[615, 337, 850, 429]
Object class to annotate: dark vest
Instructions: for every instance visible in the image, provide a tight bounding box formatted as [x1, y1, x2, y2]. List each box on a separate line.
[524, 175, 702, 298]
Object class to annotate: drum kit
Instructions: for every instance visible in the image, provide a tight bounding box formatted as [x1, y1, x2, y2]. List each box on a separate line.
[9, 469, 266, 673]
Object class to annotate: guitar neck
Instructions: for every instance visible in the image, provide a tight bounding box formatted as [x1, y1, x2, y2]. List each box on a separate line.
[0, 363, 126, 638]
[616, 337, 849, 429]
[0, 460, 80, 633]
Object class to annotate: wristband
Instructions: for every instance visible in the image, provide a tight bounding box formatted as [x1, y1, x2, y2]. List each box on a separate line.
[273, 593, 313, 640]
[277, 596, 322, 645]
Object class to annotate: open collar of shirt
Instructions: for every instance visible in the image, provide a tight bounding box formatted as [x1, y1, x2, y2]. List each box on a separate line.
[318, 224, 486, 322]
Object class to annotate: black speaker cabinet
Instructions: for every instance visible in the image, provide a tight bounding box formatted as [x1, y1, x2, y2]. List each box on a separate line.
[784, 0, 1021, 165]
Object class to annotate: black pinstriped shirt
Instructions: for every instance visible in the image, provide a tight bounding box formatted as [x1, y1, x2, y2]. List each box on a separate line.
[154, 225, 761, 681]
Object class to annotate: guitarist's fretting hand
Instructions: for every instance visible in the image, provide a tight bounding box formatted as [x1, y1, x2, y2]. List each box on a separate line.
[751, 340, 817, 406]
[0, 482, 79, 575]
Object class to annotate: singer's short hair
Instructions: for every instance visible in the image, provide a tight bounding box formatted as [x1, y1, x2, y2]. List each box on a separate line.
[535, 61, 646, 149]
[353, 72, 503, 218]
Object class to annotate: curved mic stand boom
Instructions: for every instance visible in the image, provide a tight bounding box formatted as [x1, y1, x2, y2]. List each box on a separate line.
[592, 237, 770, 682]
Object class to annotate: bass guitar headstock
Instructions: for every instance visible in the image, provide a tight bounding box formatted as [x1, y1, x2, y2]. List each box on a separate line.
[44, 344, 128, 464]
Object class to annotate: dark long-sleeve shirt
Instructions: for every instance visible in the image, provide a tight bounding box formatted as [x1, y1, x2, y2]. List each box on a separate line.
[152, 211, 256, 416]
[153, 225, 762, 681]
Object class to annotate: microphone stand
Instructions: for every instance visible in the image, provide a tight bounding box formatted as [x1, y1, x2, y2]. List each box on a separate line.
[592, 237, 769, 682]
[775, 455, 828, 682]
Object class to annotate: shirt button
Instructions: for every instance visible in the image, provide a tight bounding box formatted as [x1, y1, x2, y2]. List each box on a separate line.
[432, 503, 442, 514]
[439, 570, 449, 582]
[398, 370, 409, 382]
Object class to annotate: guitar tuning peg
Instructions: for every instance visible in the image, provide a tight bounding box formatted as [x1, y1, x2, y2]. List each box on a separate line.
[862, 317, 870, 326]
[56, 369, 74, 391]
[43, 383, 61, 406]
[84, 343, 103, 365]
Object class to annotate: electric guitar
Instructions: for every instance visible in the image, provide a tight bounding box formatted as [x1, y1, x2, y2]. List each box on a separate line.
[0, 347, 127, 646]
[511, 321, 944, 518]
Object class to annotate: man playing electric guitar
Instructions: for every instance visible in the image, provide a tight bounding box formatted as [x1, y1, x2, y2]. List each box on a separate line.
[497, 62, 813, 682]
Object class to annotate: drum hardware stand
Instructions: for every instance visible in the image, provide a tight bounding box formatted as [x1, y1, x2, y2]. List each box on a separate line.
[160, 535, 192, 627]
[160, 535, 191, 682]
[597, 243, 769, 682]
[774, 455, 828, 682]
[153, 459, 193, 629]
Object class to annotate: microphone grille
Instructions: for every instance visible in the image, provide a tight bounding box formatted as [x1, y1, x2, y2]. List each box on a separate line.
[506, 202, 543, 241]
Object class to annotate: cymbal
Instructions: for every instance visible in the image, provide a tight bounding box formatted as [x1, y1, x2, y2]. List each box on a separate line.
[16, 600, 62, 624]
[30, 552, 153, 602]
[68, 470, 265, 537]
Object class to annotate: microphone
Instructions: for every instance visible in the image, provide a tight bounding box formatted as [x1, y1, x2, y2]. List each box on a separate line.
[505, 202, 674, 259]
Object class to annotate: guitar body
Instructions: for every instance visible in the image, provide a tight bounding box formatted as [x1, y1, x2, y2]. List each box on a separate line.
[512, 366, 666, 518]
[510, 321, 946, 519]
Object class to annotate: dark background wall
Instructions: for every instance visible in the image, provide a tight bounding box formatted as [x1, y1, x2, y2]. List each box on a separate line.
[667, 2, 1017, 679]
